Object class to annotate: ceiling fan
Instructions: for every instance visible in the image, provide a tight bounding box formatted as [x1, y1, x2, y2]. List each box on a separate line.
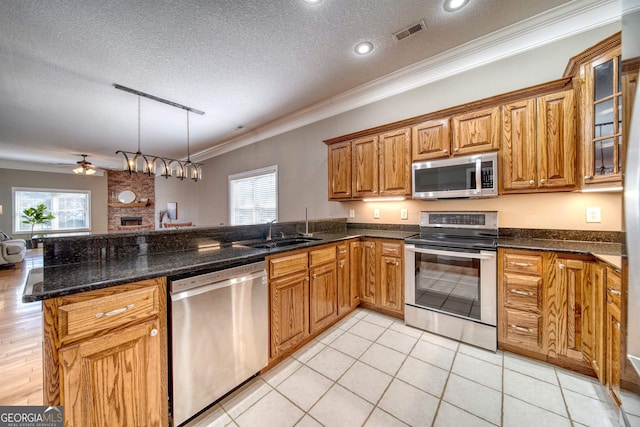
[55, 154, 102, 175]
[72, 154, 97, 175]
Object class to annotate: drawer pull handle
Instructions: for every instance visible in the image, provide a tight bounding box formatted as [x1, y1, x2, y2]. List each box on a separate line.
[509, 324, 533, 333]
[150, 328, 158, 337]
[96, 304, 135, 318]
[616, 322, 621, 330]
[339, 250, 347, 255]
[510, 289, 533, 296]
[512, 262, 533, 267]
[608, 288, 621, 296]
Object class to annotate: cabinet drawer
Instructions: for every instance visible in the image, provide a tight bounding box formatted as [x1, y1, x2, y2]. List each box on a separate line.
[57, 283, 161, 343]
[503, 308, 543, 350]
[503, 273, 542, 312]
[503, 253, 543, 275]
[269, 253, 309, 279]
[380, 242, 402, 257]
[309, 246, 337, 267]
[336, 243, 348, 259]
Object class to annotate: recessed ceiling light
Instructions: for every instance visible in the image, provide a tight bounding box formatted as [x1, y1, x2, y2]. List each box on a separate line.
[303, 0, 323, 5]
[354, 41, 374, 56]
[443, 0, 470, 12]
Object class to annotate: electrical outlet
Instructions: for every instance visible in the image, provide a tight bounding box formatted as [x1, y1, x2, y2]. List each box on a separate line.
[373, 208, 380, 219]
[400, 208, 408, 220]
[348, 209, 355, 218]
[586, 207, 601, 223]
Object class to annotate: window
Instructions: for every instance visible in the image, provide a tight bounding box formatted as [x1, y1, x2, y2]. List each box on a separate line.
[229, 166, 277, 225]
[13, 188, 91, 234]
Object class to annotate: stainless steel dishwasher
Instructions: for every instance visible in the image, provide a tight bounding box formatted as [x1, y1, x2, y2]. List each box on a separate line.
[169, 261, 268, 426]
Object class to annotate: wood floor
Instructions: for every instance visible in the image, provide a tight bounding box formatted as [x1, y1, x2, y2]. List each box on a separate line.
[0, 249, 43, 405]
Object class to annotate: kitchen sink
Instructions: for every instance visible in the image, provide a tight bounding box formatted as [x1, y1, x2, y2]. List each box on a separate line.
[244, 237, 322, 249]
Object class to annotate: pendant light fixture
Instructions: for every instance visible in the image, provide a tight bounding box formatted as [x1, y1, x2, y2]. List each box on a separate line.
[114, 84, 204, 182]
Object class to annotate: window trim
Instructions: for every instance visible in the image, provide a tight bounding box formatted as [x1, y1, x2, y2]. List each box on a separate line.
[228, 165, 278, 226]
[12, 187, 92, 235]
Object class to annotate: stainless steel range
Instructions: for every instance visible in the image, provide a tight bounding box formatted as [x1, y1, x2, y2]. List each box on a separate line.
[404, 211, 498, 351]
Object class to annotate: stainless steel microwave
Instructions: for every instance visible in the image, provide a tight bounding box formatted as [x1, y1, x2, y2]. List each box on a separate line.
[412, 152, 498, 200]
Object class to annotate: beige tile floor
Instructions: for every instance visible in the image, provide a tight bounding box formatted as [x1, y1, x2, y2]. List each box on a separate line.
[186, 308, 640, 427]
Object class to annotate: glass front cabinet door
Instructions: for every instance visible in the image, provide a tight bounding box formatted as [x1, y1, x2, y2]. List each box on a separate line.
[582, 45, 623, 187]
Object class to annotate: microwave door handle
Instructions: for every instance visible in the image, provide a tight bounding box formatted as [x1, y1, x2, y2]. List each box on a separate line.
[475, 158, 482, 192]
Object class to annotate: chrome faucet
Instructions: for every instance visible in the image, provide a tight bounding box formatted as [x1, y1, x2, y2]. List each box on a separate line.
[266, 220, 277, 241]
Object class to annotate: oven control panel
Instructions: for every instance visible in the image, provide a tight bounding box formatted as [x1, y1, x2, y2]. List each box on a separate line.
[420, 211, 498, 229]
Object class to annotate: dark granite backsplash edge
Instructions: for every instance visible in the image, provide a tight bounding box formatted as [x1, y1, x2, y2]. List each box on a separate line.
[43, 218, 348, 267]
[499, 228, 623, 244]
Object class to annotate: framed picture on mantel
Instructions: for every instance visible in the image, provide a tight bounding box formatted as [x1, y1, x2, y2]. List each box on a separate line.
[167, 202, 178, 220]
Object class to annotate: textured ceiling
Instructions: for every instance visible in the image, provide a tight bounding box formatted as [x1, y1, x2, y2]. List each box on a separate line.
[0, 0, 617, 171]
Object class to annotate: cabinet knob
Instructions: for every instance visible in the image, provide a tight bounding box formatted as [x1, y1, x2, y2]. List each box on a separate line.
[305, 277, 310, 282]
[443, 149, 448, 153]
[150, 329, 158, 337]
[529, 180, 535, 185]
[559, 264, 565, 269]
[454, 148, 459, 152]
[584, 175, 592, 180]
[616, 322, 621, 330]
[540, 178, 546, 184]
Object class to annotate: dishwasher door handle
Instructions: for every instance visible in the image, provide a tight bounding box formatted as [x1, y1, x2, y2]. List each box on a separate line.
[171, 271, 267, 302]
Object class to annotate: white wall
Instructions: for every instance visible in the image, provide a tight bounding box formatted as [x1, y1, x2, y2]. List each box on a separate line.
[196, 23, 623, 231]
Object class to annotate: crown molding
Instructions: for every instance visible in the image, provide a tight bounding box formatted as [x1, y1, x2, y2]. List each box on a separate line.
[192, 0, 621, 162]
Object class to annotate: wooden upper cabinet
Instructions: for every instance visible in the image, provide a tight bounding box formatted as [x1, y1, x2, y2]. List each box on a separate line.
[327, 141, 352, 199]
[452, 106, 500, 156]
[581, 44, 623, 187]
[501, 99, 537, 192]
[412, 118, 450, 161]
[352, 135, 379, 198]
[501, 90, 576, 193]
[537, 90, 576, 189]
[327, 128, 411, 200]
[378, 128, 411, 196]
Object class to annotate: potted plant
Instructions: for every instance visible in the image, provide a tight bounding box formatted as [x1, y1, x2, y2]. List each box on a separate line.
[21, 203, 55, 248]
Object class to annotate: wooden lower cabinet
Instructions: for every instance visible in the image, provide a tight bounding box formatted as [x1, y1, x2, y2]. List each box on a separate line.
[270, 271, 310, 358]
[60, 318, 163, 427]
[590, 262, 606, 383]
[352, 239, 404, 317]
[309, 247, 338, 333]
[548, 255, 592, 367]
[337, 243, 355, 316]
[499, 248, 628, 386]
[269, 242, 360, 361]
[42, 278, 168, 427]
[498, 249, 546, 354]
[379, 254, 403, 313]
[352, 240, 377, 305]
[605, 266, 623, 404]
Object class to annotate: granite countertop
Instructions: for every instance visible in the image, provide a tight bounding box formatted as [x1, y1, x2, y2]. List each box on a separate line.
[498, 237, 622, 270]
[23, 229, 415, 302]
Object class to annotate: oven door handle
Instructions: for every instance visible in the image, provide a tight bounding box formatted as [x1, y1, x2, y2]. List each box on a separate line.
[405, 245, 496, 260]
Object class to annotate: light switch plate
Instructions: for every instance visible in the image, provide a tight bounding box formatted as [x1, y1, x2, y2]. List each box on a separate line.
[348, 209, 355, 218]
[373, 208, 380, 219]
[400, 208, 408, 220]
[586, 207, 601, 223]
